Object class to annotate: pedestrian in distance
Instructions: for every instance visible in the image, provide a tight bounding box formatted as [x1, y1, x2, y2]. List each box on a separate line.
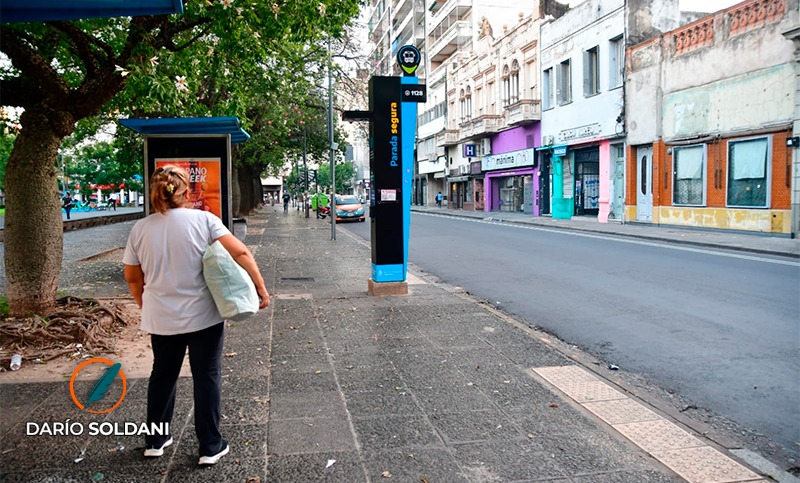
[122, 165, 270, 466]
[109, 192, 118, 211]
[436, 191, 443, 208]
[62, 192, 74, 220]
[282, 192, 290, 213]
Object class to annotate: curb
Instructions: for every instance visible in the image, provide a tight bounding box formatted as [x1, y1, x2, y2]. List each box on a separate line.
[412, 208, 800, 259]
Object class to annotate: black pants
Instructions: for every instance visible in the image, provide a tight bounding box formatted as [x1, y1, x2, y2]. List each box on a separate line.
[64, 207, 72, 219]
[147, 322, 225, 456]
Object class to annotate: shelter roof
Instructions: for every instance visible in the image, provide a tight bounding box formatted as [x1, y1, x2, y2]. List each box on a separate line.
[119, 117, 250, 144]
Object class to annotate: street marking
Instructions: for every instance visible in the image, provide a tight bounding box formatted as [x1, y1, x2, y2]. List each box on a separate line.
[416, 212, 800, 267]
[532, 365, 763, 483]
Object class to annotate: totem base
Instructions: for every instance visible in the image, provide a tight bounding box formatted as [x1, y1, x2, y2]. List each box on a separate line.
[368, 279, 408, 297]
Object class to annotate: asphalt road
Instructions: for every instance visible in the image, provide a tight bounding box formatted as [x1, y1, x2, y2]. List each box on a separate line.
[341, 211, 800, 461]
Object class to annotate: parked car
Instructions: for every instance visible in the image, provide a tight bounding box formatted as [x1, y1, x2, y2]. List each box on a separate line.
[334, 195, 365, 222]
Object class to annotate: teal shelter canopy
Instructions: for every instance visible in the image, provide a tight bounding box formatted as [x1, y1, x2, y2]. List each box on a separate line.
[120, 117, 250, 144]
[1, 0, 183, 23]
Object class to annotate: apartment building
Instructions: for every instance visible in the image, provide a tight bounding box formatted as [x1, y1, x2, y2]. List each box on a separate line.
[417, 1, 565, 208]
[366, 0, 426, 77]
[626, 0, 797, 234]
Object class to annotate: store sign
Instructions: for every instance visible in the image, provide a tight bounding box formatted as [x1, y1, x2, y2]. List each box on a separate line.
[559, 123, 601, 142]
[482, 148, 535, 171]
[553, 145, 567, 157]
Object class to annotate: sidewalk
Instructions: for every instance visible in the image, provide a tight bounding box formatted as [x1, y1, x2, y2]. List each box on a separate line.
[0, 209, 780, 482]
[412, 205, 800, 259]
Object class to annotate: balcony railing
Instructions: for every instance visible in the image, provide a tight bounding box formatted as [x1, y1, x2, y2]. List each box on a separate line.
[459, 115, 502, 140]
[728, 0, 785, 36]
[670, 0, 786, 57]
[672, 17, 714, 56]
[430, 0, 472, 37]
[505, 99, 541, 125]
[436, 129, 460, 147]
[429, 20, 472, 62]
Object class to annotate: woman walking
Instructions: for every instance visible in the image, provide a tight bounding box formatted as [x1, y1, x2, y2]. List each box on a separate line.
[123, 165, 270, 465]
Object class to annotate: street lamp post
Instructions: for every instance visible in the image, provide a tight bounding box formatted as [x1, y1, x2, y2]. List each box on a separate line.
[328, 35, 336, 240]
[58, 154, 66, 193]
[303, 126, 310, 218]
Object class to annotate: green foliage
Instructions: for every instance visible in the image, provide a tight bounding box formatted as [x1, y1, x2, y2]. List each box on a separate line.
[0, 296, 9, 316]
[317, 160, 356, 193]
[2, 1, 364, 121]
[0, 132, 14, 191]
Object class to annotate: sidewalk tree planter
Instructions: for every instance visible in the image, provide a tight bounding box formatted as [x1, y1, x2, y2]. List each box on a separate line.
[0, 0, 360, 316]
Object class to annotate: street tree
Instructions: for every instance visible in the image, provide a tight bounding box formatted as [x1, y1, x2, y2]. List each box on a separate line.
[317, 159, 356, 194]
[0, 0, 361, 316]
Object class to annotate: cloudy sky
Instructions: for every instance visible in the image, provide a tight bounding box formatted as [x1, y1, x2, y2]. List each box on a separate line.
[565, 0, 741, 11]
[679, 0, 741, 11]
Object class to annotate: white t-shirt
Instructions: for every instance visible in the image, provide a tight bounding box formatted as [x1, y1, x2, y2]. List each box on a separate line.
[123, 208, 231, 335]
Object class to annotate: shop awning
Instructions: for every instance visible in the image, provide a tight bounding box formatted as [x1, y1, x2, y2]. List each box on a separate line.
[1, 0, 183, 23]
[447, 176, 469, 182]
[120, 117, 250, 144]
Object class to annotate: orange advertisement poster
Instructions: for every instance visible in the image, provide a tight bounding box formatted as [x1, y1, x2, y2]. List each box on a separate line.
[155, 158, 222, 219]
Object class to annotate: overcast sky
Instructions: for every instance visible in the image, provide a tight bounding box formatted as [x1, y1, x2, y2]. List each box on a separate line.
[565, 0, 741, 12]
[679, 0, 741, 12]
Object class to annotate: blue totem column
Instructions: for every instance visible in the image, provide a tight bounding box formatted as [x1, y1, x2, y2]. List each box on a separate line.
[365, 45, 426, 296]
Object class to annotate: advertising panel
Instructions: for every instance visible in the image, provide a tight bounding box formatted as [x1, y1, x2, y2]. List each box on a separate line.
[155, 158, 222, 219]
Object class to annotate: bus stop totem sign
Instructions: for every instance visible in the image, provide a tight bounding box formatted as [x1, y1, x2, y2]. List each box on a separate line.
[369, 45, 425, 283]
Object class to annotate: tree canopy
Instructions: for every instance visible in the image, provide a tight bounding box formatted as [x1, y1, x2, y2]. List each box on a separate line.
[0, 0, 364, 315]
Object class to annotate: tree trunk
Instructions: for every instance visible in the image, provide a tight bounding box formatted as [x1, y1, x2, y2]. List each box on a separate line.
[238, 166, 252, 216]
[250, 176, 262, 212]
[4, 110, 66, 316]
[231, 164, 242, 217]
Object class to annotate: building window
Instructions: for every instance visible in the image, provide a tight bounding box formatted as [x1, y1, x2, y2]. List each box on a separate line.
[673, 145, 706, 206]
[459, 89, 466, 122]
[557, 59, 571, 105]
[465, 86, 472, 120]
[510, 60, 520, 104]
[543, 68, 554, 110]
[584, 46, 599, 97]
[501, 65, 510, 107]
[527, 59, 537, 98]
[727, 137, 770, 207]
[609, 35, 624, 88]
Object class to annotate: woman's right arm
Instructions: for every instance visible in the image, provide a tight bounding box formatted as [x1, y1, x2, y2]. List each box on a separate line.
[124, 264, 145, 308]
[214, 234, 270, 309]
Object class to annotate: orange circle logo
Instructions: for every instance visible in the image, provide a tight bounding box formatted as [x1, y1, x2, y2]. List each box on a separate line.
[69, 357, 127, 414]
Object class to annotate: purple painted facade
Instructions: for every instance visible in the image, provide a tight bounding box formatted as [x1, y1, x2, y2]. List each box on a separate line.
[492, 124, 540, 153]
[484, 124, 541, 215]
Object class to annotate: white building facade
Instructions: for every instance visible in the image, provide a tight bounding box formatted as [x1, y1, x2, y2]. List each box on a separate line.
[417, 0, 555, 208]
[539, 0, 629, 221]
